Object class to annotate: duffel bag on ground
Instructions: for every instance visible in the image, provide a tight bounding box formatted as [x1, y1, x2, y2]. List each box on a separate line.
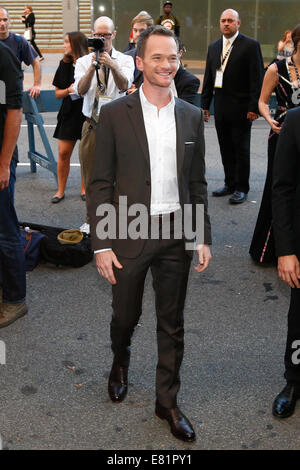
[19, 222, 93, 268]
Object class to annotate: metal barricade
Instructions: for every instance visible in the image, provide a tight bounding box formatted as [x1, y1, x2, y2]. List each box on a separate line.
[22, 90, 62, 181]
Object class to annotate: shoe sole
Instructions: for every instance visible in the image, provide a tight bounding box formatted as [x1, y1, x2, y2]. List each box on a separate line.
[229, 198, 247, 204]
[212, 192, 233, 197]
[155, 410, 196, 443]
[0, 307, 28, 329]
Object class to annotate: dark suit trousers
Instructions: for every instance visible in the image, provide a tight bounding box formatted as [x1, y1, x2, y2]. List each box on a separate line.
[284, 288, 300, 384]
[110, 224, 191, 409]
[215, 118, 252, 193]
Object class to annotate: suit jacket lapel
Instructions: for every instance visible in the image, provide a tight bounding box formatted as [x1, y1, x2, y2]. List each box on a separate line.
[175, 97, 186, 179]
[215, 38, 222, 70]
[126, 92, 150, 166]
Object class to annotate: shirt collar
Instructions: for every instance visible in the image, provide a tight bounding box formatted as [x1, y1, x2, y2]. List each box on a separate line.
[223, 30, 239, 47]
[139, 85, 175, 111]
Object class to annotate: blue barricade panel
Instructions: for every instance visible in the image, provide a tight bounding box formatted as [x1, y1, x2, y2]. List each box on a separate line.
[23, 90, 62, 181]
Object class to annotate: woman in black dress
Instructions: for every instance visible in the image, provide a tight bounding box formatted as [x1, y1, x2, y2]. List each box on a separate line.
[249, 24, 300, 265]
[21, 5, 43, 60]
[51, 32, 88, 203]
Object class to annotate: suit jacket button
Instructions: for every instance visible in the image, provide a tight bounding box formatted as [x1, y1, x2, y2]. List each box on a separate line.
[146, 180, 150, 186]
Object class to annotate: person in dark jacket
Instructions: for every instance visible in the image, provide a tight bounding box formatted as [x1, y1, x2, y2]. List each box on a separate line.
[202, 8, 264, 204]
[271, 107, 300, 419]
[21, 5, 43, 60]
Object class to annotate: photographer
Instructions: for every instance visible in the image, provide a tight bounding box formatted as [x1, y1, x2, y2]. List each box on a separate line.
[74, 16, 134, 233]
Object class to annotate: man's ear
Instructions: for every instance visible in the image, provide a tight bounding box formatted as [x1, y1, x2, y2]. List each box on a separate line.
[112, 30, 117, 40]
[136, 55, 144, 72]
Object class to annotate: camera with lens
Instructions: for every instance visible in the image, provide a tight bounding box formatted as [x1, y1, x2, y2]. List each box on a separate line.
[88, 37, 105, 52]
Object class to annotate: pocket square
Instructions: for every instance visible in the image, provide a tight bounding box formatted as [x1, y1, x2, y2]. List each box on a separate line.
[185, 141, 195, 145]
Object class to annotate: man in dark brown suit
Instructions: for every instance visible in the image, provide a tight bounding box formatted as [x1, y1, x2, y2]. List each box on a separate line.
[87, 25, 211, 442]
[272, 107, 300, 419]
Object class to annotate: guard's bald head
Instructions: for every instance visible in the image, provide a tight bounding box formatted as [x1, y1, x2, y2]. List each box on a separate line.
[94, 16, 115, 33]
[220, 9, 240, 38]
[220, 9, 239, 20]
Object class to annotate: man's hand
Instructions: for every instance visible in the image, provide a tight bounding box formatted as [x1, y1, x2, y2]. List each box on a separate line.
[247, 112, 259, 122]
[95, 250, 123, 285]
[0, 162, 10, 191]
[278, 255, 300, 288]
[194, 244, 212, 273]
[29, 85, 41, 98]
[98, 51, 115, 69]
[203, 109, 210, 122]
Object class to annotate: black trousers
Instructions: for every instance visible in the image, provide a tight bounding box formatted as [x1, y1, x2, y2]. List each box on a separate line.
[284, 288, 300, 384]
[215, 118, 252, 193]
[110, 229, 191, 409]
[30, 34, 42, 58]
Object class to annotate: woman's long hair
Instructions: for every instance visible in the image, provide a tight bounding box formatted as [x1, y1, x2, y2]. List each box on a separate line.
[281, 29, 292, 43]
[291, 25, 300, 53]
[63, 31, 89, 63]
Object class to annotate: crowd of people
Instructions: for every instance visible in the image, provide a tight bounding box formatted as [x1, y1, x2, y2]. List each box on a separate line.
[1, 2, 300, 443]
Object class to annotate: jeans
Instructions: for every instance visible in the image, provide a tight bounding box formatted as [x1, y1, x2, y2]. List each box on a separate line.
[0, 159, 26, 303]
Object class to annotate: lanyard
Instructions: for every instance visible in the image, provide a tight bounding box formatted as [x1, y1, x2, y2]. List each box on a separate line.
[221, 43, 234, 66]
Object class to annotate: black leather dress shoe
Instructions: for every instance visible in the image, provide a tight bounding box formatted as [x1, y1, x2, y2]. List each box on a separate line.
[155, 401, 196, 442]
[212, 186, 234, 197]
[108, 361, 128, 403]
[272, 383, 300, 419]
[229, 191, 247, 204]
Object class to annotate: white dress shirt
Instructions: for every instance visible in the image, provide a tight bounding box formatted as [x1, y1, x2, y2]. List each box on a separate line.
[74, 47, 134, 118]
[139, 85, 180, 216]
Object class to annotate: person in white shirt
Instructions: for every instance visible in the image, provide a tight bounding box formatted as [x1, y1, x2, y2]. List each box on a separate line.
[87, 25, 212, 443]
[74, 16, 134, 232]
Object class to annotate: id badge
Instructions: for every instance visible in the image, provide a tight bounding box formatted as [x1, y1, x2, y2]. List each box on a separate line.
[214, 70, 223, 88]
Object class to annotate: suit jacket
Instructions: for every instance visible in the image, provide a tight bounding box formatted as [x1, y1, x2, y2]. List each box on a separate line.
[272, 107, 300, 259]
[124, 48, 141, 83]
[174, 66, 200, 106]
[87, 91, 211, 258]
[201, 33, 264, 121]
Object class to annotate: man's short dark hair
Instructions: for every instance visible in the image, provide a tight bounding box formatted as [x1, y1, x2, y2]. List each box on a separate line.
[136, 25, 177, 58]
[164, 1, 173, 6]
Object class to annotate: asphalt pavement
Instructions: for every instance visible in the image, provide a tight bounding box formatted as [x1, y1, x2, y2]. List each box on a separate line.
[0, 56, 298, 451]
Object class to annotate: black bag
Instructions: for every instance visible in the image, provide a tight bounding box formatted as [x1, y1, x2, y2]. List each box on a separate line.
[19, 222, 93, 268]
[20, 228, 45, 271]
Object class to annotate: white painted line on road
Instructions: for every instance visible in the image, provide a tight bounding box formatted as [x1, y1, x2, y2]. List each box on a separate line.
[21, 124, 56, 128]
[18, 163, 81, 167]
